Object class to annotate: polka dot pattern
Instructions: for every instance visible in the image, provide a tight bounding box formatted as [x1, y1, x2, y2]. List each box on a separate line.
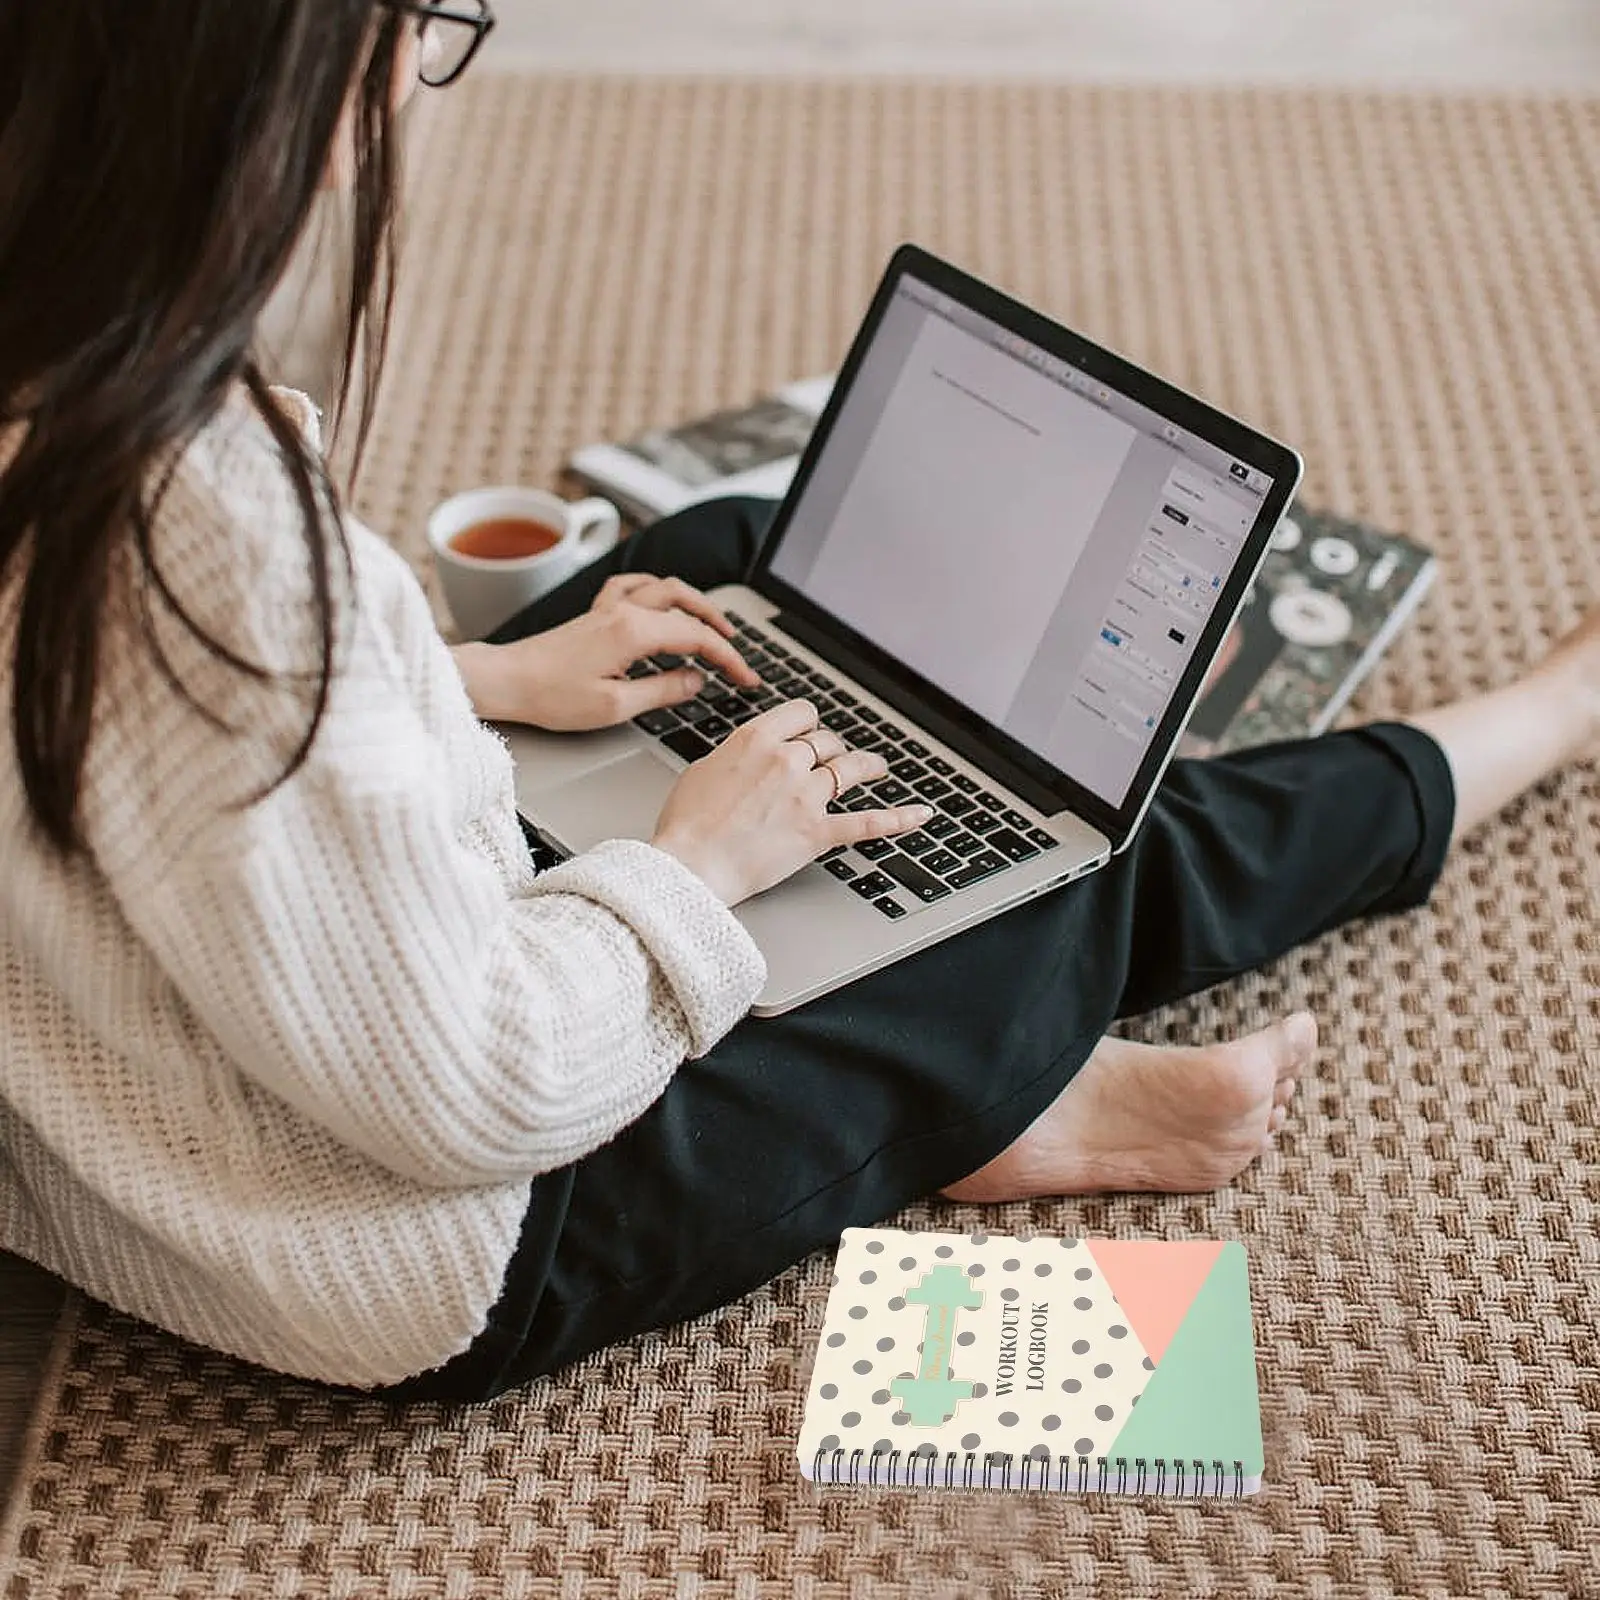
[799, 1228, 1157, 1476]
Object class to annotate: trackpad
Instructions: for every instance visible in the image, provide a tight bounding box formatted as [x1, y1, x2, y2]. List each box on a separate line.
[531, 750, 679, 854]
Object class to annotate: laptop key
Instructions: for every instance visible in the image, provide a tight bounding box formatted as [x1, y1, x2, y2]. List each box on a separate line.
[649, 653, 687, 671]
[904, 740, 930, 759]
[949, 831, 986, 857]
[898, 831, 938, 857]
[968, 812, 1002, 836]
[857, 837, 895, 860]
[951, 774, 979, 794]
[878, 853, 952, 904]
[824, 858, 857, 881]
[890, 757, 928, 784]
[976, 791, 1005, 813]
[707, 693, 747, 718]
[873, 780, 913, 805]
[924, 814, 958, 840]
[921, 848, 962, 877]
[988, 828, 1041, 864]
[1028, 828, 1060, 851]
[697, 715, 734, 740]
[850, 871, 896, 899]
[946, 851, 1010, 890]
[1002, 809, 1032, 831]
[626, 661, 656, 679]
[874, 896, 909, 921]
[927, 756, 955, 776]
[942, 794, 977, 819]
[834, 690, 859, 708]
[676, 699, 715, 726]
[854, 705, 883, 724]
[661, 727, 714, 764]
[634, 708, 681, 736]
[917, 777, 952, 801]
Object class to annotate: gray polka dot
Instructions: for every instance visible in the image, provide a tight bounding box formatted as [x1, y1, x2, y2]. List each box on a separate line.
[1029, 1445, 1051, 1460]
[826, 1333, 845, 1347]
[873, 1438, 893, 1455]
[897, 1370, 914, 1381]
[830, 1275, 839, 1286]
[957, 1331, 976, 1346]
[841, 1411, 861, 1427]
[852, 1359, 873, 1375]
[968, 1264, 985, 1277]
[1109, 1325, 1128, 1339]
[1095, 1404, 1114, 1422]
[848, 1306, 868, 1320]
[999, 1411, 1018, 1426]
[1072, 1339, 1090, 1355]
[1060, 1237, 1080, 1249]
[865, 1240, 884, 1254]
[1062, 1378, 1082, 1394]
[860, 1270, 877, 1284]
[876, 1337, 895, 1352]
[970, 1382, 989, 1398]
[1034, 1263, 1052, 1277]
[1094, 1363, 1113, 1379]
[887, 1297, 906, 1311]
[820, 1383, 839, 1399]
[1042, 1415, 1061, 1431]
[1131, 1395, 1140, 1406]
[872, 1389, 890, 1405]
[1143, 1356, 1155, 1370]
[1003, 1258, 1021, 1272]
[1001, 1287, 1020, 1302]
[899, 1258, 917, 1271]
[893, 1411, 912, 1426]
[819, 1434, 840, 1451]
[1074, 1297, 1093, 1311]
[935, 1245, 953, 1258]
[1074, 1437, 1095, 1456]
[915, 1444, 938, 1458]
[961, 1433, 982, 1450]
[970, 1230, 988, 1244]
[1075, 1267, 1093, 1281]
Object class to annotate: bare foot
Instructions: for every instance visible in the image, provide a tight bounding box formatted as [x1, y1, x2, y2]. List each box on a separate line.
[1538, 609, 1600, 751]
[941, 1012, 1317, 1201]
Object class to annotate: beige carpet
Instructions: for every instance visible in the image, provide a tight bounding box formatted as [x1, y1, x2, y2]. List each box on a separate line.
[3, 76, 1599, 1598]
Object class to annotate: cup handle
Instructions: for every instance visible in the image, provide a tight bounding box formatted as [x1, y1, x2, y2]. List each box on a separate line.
[569, 497, 623, 567]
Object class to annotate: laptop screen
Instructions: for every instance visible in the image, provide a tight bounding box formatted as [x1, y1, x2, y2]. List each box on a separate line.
[768, 273, 1279, 810]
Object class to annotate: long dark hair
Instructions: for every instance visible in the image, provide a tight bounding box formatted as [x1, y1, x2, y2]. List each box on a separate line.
[0, 1, 404, 854]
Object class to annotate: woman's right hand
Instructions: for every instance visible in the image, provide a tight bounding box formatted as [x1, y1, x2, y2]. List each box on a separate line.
[651, 700, 934, 906]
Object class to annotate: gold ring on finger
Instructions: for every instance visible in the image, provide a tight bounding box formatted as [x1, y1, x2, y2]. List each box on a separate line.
[821, 760, 843, 804]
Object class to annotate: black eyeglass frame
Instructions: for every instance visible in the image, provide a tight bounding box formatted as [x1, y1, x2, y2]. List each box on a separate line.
[384, 0, 497, 88]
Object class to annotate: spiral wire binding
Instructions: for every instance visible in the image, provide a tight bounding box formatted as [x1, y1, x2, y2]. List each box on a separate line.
[812, 1446, 1248, 1498]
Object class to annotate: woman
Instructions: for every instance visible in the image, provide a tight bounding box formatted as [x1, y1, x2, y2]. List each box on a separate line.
[2, 3, 1595, 1402]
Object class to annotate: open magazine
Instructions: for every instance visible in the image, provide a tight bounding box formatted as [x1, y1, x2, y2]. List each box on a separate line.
[569, 380, 1435, 752]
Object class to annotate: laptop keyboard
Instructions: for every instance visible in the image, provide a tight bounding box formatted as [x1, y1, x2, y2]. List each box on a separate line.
[629, 616, 1060, 920]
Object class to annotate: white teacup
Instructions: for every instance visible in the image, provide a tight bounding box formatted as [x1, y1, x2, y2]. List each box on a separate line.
[427, 486, 623, 640]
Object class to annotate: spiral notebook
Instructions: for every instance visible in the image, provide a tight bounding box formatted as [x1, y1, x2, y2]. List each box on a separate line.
[798, 1228, 1264, 1497]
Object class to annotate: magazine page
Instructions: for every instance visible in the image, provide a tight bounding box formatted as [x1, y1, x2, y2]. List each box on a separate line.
[570, 375, 835, 520]
[1179, 508, 1436, 756]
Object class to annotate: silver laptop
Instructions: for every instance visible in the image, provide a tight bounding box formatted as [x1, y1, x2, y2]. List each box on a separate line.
[505, 246, 1302, 1015]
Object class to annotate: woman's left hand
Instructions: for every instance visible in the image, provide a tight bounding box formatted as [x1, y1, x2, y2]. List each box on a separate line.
[451, 576, 760, 732]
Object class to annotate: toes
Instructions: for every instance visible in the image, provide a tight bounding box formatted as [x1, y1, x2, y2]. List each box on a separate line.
[1282, 1010, 1318, 1068]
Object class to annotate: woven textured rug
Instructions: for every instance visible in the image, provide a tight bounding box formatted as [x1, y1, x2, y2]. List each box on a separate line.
[3, 76, 1598, 1599]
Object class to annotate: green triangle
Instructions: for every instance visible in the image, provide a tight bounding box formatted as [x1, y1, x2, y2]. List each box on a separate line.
[1102, 1243, 1263, 1475]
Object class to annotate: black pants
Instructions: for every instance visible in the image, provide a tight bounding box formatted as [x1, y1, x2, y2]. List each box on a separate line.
[384, 497, 1455, 1404]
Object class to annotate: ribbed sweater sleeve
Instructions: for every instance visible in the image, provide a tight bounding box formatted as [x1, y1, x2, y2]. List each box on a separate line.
[83, 398, 766, 1190]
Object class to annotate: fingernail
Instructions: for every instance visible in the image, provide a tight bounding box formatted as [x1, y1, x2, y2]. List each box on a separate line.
[912, 804, 935, 820]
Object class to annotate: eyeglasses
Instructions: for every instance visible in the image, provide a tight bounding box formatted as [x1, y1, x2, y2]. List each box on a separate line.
[385, 0, 497, 88]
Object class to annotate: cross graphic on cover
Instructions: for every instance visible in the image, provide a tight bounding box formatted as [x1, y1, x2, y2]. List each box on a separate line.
[890, 1264, 984, 1426]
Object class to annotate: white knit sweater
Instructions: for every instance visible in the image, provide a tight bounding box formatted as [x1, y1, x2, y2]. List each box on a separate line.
[0, 393, 766, 1387]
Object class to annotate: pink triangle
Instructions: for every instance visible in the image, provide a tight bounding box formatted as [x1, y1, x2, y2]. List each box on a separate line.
[1086, 1241, 1226, 1365]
